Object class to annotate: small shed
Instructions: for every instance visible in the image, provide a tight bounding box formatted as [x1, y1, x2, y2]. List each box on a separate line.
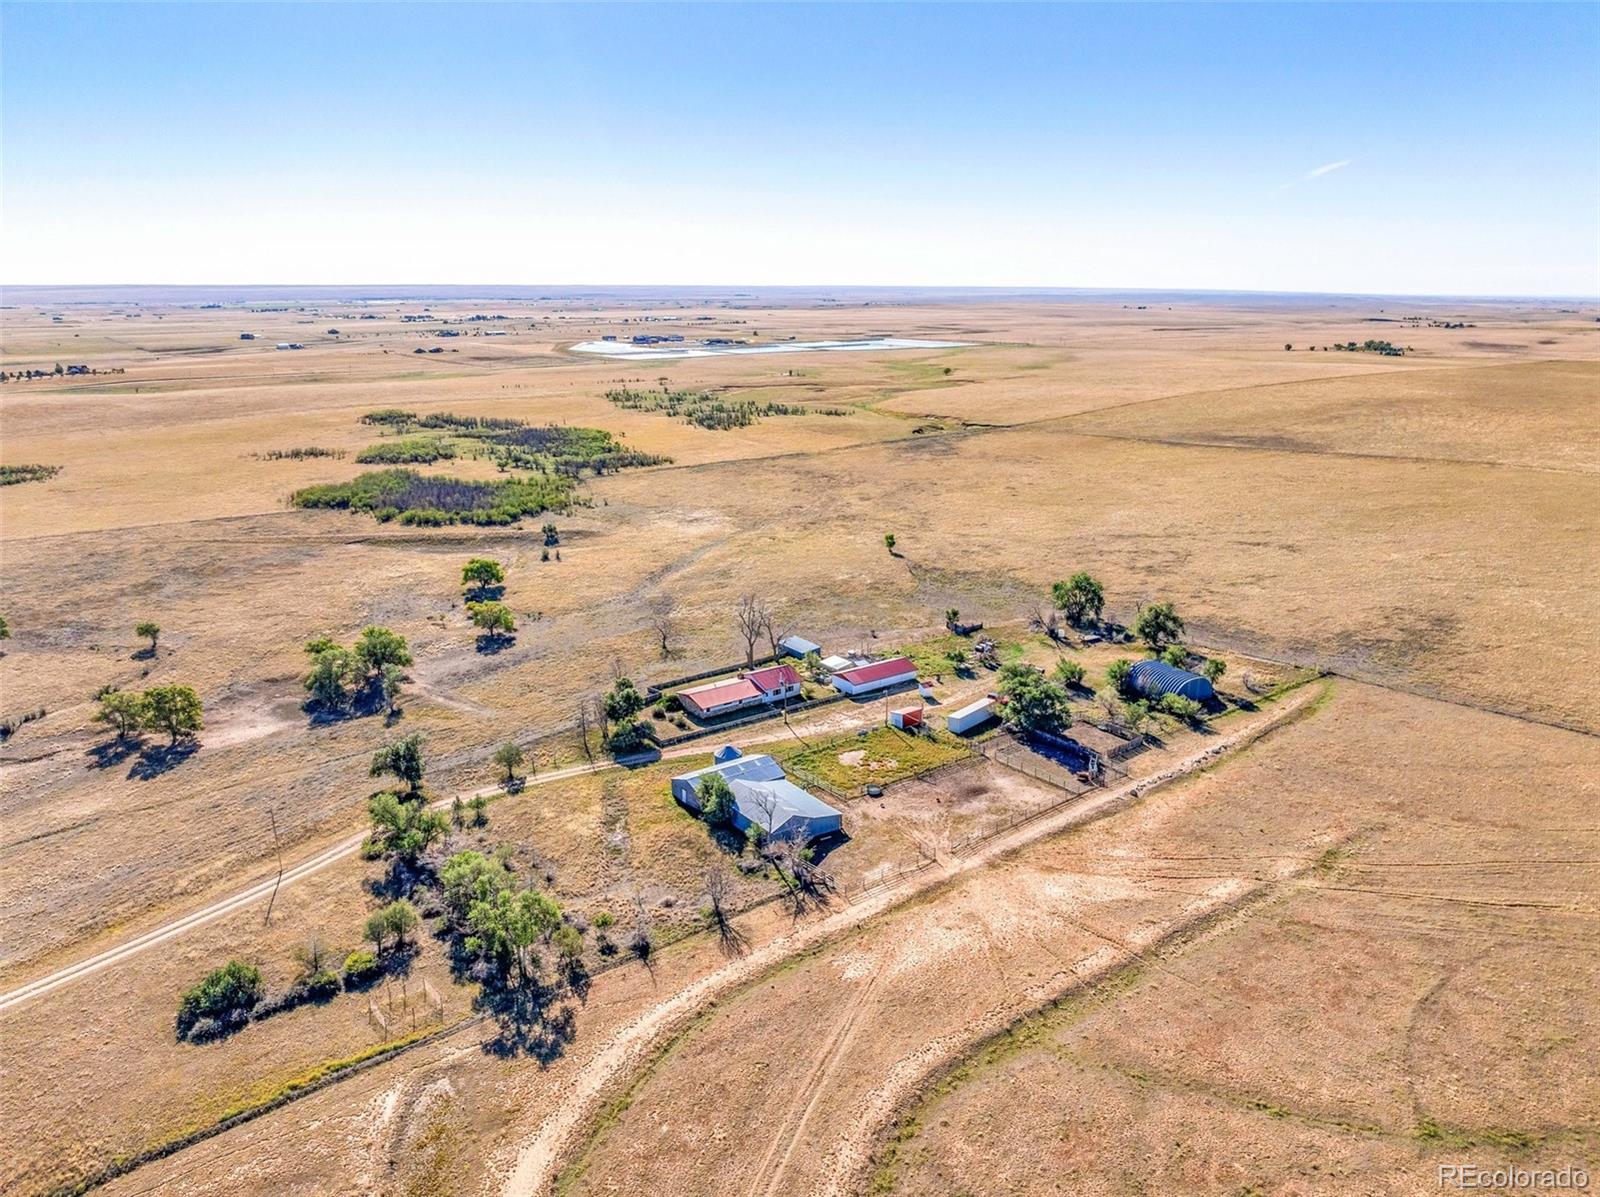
[820, 654, 854, 673]
[888, 706, 924, 731]
[778, 635, 822, 658]
[945, 697, 997, 735]
[1126, 660, 1214, 703]
[712, 744, 742, 764]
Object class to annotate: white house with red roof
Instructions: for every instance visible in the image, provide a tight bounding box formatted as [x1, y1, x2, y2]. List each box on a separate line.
[830, 656, 918, 696]
[677, 663, 804, 719]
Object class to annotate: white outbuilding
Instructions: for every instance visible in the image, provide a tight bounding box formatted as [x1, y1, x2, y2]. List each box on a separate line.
[945, 696, 998, 735]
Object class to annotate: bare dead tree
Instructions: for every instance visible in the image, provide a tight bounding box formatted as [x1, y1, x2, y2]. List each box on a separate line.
[650, 600, 676, 660]
[735, 594, 770, 668]
[704, 867, 747, 955]
[575, 701, 594, 763]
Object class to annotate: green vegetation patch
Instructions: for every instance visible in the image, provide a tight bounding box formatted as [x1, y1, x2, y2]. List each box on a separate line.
[291, 468, 575, 526]
[605, 385, 850, 430]
[355, 410, 668, 474]
[355, 436, 458, 464]
[0, 463, 62, 486]
[783, 726, 970, 795]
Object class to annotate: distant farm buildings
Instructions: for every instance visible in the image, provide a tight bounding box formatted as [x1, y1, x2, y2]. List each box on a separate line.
[670, 751, 842, 842]
[1125, 660, 1215, 703]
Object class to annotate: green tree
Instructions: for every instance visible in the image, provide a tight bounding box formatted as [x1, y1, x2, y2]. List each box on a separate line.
[944, 607, 960, 628]
[378, 662, 406, 714]
[144, 684, 203, 745]
[370, 733, 426, 793]
[997, 663, 1069, 735]
[1135, 602, 1185, 649]
[1053, 658, 1086, 687]
[364, 899, 420, 953]
[176, 960, 263, 1036]
[305, 646, 360, 709]
[440, 850, 512, 926]
[493, 741, 525, 784]
[1051, 573, 1105, 624]
[305, 635, 341, 656]
[883, 532, 896, 553]
[0, 614, 10, 641]
[342, 949, 380, 983]
[96, 689, 151, 739]
[1161, 644, 1188, 667]
[1158, 693, 1205, 724]
[492, 742, 524, 780]
[470, 792, 489, 827]
[461, 557, 505, 598]
[1201, 657, 1227, 683]
[468, 601, 516, 640]
[1106, 658, 1134, 692]
[602, 677, 645, 725]
[354, 625, 412, 677]
[1122, 698, 1153, 734]
[135, 621, 161, 653]
[465, 887, 563, 984]
[698, 772, 736, 826]
[366, 791, 446, 861]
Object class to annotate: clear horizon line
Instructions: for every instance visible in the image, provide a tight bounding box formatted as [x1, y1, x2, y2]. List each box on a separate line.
[4, 281, 1596, 304]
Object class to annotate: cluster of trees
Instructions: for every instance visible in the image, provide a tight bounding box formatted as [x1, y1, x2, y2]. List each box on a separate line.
[96, 683, 203, 745]
[463, 558, 517, 642]
[441, 849, 581, 985]
[303, 625, 412, 714]
[601, 676, 650, 753]
[997, 662, 1071, 735]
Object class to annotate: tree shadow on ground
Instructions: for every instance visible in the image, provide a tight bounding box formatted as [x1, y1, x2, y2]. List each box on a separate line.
[127, 740, 199, 780]
[466, 584, 505, 603]
[477, 982, 577, 1064]
[131, 646, 157, 662]
[86, 737, 142, 770]
[305, 681, 389, 727]
[474, 633, 516, 656]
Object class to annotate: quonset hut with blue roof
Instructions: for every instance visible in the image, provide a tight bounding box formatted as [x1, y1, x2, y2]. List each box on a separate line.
[1126, 659, 1215, 703]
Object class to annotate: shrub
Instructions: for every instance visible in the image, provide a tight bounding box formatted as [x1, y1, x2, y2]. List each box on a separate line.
[1106, 658, 1134, 692]
[177, 960, 264, 1038]
[1158, 694, 1205, 724]
[301, 969, 341, 1000]
[1053, 658, 1085, 687]
[342, 950, 380, 984]
[291, 469, 575, 526]
[355, 437, 456, 464]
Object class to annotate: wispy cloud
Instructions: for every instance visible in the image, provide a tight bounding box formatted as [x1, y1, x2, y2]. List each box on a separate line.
[1304, 159, 1351, 180]
[1276, 159, 1353, 193]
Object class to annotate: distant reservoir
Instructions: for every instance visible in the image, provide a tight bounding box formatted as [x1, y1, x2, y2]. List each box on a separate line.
[569, 336, 967, 360]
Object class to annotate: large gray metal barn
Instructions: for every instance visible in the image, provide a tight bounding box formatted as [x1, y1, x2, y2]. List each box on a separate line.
[1126, 659, 1215, 702]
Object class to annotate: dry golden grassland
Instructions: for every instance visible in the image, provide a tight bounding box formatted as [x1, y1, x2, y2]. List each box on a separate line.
[1, 294, 1595, 1195]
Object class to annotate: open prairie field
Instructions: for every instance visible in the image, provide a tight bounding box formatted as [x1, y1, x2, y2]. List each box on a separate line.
[1, 290, 1595, 1196]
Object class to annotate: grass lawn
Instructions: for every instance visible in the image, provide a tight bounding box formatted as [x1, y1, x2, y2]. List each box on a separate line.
[781, 725, 971, 795]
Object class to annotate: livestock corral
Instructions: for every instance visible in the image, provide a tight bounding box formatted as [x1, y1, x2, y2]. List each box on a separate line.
[1, 290, 1596, 1196]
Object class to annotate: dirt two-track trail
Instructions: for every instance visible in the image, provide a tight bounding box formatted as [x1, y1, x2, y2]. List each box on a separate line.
[495, 682, 1328, 1197]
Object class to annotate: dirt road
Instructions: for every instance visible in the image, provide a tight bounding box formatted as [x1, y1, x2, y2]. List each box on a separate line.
[0, 693, 961, 1016]
[496, 682, 1327, 1197]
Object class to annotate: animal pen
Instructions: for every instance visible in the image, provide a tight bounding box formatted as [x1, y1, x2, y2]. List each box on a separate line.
[367, 976, 446, 1039]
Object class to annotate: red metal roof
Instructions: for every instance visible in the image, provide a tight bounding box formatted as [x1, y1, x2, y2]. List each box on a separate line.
[679, 677, 762, 711]
[834, 657, 916, 685]
[745, 664, 801, 692]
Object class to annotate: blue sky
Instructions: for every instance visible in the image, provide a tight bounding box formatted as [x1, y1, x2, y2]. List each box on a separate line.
[3, 2, 1597, 295]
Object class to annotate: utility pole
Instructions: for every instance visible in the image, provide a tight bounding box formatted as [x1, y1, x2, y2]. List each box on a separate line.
[263, 808, 285, 926]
